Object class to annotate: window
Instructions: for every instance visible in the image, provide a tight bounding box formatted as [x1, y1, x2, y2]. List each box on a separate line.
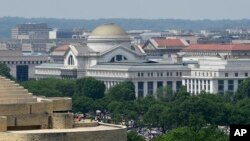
[225, 73, 228, 77]
[110, 55, 127, 62]
[218, 80, 224, 93]
[16, 65, 29, 81]
[138, 82, 144, 99]
[167, 81, 173, 89]
[228, 80, 234, 92]
[176, 72, 179, 76]
[157, 81, 163, 88]
[68, 55, 74, 65]
[176, 81, 182, 90]
[245, 73, 248, 77]
[235, 73, 238, 77]
[180, 72, 182, 76]
[147, 82, 154, 95]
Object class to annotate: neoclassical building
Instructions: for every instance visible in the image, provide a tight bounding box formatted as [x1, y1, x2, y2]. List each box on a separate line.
[36, 23, 190, 98]
[182, 58, 250, 95]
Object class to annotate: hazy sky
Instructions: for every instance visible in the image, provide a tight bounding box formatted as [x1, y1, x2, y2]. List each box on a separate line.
[0, 0, 249, 20]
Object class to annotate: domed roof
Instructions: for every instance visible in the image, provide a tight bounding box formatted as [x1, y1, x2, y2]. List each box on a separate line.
[90, 23, 128, 36]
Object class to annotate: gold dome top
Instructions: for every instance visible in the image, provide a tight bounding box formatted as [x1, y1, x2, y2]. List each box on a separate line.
[90, 23, 128, 36]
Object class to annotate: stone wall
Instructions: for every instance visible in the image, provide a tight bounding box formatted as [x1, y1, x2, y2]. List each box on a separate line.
[0, 127, 126, 141]
[52, 113, 73, 129]
[0, 116, 7, 132]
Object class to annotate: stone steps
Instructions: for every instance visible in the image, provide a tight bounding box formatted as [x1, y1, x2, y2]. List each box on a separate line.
[0, 98, 37, 104]
[0, 75, 37, 104]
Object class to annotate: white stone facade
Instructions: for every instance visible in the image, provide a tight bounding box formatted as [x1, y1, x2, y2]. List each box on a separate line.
[182, 59, 250, 95]
[35, 23, 189, 98]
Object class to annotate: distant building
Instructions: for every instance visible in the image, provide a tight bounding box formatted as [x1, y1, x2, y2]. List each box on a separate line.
[182, 44, 250, 58]
[182, 58, 250, 95]
[0, 50, 48, 81]
[50, 44, 70, 63]
[35, 23, 189, 98]
[142, 38, 189, 58]
[11, 23, 51, 39]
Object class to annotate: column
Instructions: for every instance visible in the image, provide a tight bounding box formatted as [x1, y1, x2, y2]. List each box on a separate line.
[224, 80, 228, 92]
[190, 80, 193, 94]
[186, 79, 190, 92]
[163, 81, 167, 87]
[234, 80, 238, 93]
[153, 81, 157, 94]
[210, 80, 213, 93]
[173, 81, 177, 93]
[194, 80, 197, 95]
[182, 79, 186, 86]
[205, 80, 208, 93]
[134, 81, 138, 98]
[107, 81, 110, 89]
[144, 81, 147, 97]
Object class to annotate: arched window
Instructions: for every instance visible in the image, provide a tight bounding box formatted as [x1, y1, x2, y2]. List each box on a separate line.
[68, 55, 74, 65]
[110, 55, 127, 62]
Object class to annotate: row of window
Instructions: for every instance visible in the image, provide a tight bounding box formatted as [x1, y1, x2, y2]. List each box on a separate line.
[89, 71, 126, 76]
[138, 71, 182, 77]
[137, 81, 182, 98]
[0, 60, 46, 65]
[218, 80, 243, 93]
[225, 72, 248, 77]
[194, 71, 216, 77]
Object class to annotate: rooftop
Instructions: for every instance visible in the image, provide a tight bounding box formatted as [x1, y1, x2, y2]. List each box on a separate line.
[183, 44, 250, 51]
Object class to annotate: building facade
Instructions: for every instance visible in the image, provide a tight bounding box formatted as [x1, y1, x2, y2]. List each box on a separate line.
[143, 38, 189, 58]
[182, 44, 250, 58]
[0, 50, 48, 81]
[35, 23, 189, 98]
[182, 58, 250, 95]
[11, 23, 51, 39]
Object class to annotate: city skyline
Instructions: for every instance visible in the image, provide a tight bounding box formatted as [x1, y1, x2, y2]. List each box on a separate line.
[0, 0, 250, 20]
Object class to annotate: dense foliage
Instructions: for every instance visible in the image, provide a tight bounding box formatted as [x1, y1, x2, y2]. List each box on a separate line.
[152, 126, 228, 141]
[20, 77, 250, 141]
[0, 63, 14, 80]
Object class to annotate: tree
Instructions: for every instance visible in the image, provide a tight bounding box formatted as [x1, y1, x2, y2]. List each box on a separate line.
[72, 95, 94, 113]
[229, 98, 250, 124]
[127, 131, 144, 141]
[76, 77, 105, 100]
[107, 81, 136, 101]
[55, 79, 75, 97]
[235, 78, 250, 100]
[153, 126, 228, 141]
[156, 85, 173, 101]
[0, 63, 14, 80]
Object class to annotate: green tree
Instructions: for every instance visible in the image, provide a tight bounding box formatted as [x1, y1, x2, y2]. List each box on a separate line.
[0, 63, 14, 80]
[156, 85, 173, 101]
[229, 98, 250, 124]
[127, 131, 144, 141]
[72, 95, 94, 113]
[153, 126, 228, 141]
[235, 78, 250, 100]
[55, 79, 75, 97]
[107, 81, 136, 101]
[76, 77, 105, 100]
